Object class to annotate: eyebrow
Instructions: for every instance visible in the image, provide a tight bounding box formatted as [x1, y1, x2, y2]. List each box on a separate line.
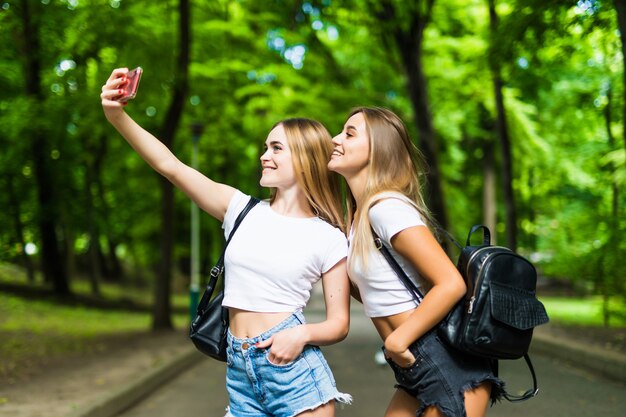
[266, 140, 284, 146]
[345, 125, 357, 132]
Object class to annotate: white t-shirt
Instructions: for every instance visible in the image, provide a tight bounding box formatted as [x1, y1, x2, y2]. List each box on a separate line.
[348, 193, 432, 318]
[221, 190, 348, 313]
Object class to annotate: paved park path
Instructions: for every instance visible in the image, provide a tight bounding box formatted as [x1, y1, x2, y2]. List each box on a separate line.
[117, 311, 626, 417]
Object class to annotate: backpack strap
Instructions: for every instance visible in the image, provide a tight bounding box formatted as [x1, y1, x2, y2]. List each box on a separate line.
[498, 354, 540, 402]
[373, 230, 424, 303]
[196, 196, 260, 315]
[212, 196, 260, 276]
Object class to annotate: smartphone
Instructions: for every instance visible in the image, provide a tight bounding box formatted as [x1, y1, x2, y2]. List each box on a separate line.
[118, 67, 143, 102]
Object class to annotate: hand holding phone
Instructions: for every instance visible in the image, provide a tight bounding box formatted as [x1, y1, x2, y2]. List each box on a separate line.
[117, 67, 143, 102]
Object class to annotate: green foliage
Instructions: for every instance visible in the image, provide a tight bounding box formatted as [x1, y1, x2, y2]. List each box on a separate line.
[0, 0, 624, 323]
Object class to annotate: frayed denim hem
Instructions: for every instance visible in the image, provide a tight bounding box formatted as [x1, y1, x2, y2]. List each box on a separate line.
[291, 392, 353, 417]
[225, 393, 353, 417]
[409, 376, 504, 417]
[461, 375, 506, 405]
[333, 391, 353, 405]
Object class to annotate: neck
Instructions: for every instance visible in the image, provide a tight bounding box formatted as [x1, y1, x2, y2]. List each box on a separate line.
[345, 170, 368, 208]
[271, 187, 313, 218]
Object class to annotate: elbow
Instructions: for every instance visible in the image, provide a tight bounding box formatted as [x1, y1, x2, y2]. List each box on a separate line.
[156, 158, 181, 180]
[338, 324, 349, 342]
[336, 318, 350, 342]
[330, 317, 350, 343]
[452, 274, 467, 302]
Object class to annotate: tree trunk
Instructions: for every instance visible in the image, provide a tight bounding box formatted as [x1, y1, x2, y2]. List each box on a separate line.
[614, 0, 626, 156]
[378, 0, 448, 231]
[85, 161, 102, 296]
[95, 135, 123, 280]
[152, 0, 191, 330]
[489, 0, 517, 251]
[6, 176, 36, 282]
[482, 140, 497, 244]
[18, 0, 69, 295]
[604, 84, 619, 222]
[603, 82, 618, 326]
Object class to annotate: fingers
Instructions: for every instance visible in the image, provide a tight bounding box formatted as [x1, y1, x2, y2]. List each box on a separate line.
[384, 348, 416, 368]
[255, 336, 298, 365]
[100, 87, 127, 105]
[254, 336, 273, 349]
[266, 349, 292, 366]
[101, 68, 129, 106]
[107, 67, 129, 83]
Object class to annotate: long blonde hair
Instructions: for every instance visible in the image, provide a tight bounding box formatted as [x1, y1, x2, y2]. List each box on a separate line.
[270, 118, 345, 233]
[347, 107, 434, 270]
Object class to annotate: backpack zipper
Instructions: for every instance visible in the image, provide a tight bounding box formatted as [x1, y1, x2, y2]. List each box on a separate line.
[465, 247, 511, 314]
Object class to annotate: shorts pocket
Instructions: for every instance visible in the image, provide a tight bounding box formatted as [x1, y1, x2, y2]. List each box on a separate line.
[264, 350, 302, 368]
[385, 344, 425, 390]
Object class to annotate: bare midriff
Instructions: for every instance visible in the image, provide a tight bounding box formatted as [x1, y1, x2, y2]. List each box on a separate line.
[228, 308, 293, 339]
[371, 307, 416, 341]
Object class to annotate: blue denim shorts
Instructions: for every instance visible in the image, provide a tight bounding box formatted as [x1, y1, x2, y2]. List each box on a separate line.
[385, 330, 504, 417]
[225, 311, 352, 417]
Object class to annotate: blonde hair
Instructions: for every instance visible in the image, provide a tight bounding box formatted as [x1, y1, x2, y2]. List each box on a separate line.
[270, 118, 345, 233]
[347, 107, 434, 270]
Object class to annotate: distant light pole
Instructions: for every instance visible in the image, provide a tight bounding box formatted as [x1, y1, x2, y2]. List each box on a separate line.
[189, 122, 204, 321]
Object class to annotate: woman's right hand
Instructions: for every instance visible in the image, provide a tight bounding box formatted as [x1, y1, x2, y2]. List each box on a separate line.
[100, 68, 130, 115]
[384, 347, 417, 369]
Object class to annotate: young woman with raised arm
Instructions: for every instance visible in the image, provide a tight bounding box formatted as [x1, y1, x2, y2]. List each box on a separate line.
[101, 68, 352, 417]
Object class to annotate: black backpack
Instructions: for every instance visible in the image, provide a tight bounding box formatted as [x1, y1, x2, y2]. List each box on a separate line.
[437, 225, 549, 359]
[375, 224, 550, 402]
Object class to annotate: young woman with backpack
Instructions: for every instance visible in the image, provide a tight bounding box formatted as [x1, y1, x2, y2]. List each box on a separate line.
[328, 107, 503, 417]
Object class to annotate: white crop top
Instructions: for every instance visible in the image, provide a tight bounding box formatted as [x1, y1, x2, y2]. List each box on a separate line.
[348, 193, 432, 318]
[221, 190, 348, 313]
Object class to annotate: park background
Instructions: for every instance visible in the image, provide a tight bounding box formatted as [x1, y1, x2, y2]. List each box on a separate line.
[0, 0, 625, 392]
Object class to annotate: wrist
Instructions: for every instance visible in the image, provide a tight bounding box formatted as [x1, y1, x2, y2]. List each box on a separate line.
[103, 105, 126, 122]
[298, 324, 312, 345]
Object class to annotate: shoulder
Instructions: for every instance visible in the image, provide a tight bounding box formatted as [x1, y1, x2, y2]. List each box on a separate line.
[225, 190, 249, 217]
[368, 193, 424, 224]
[223, 190, 263, 234]
[368, 192, 426, 242]
[312, 218, 347, 240]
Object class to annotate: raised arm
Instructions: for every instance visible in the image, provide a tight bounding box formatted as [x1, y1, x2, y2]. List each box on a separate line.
[100, 68, 235, 221]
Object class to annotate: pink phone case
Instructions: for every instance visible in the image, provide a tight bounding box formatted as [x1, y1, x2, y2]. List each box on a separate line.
[118, 67, 143, 102]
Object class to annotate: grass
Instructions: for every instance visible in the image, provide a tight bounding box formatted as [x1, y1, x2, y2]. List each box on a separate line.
[539, 296, 626, 327]
[0, 265, 192, 379]
[0, 292, 189, 377]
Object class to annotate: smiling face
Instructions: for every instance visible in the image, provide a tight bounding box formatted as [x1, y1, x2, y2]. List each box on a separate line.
[259, 124, 297, 189]
[327, 112, 370, 180]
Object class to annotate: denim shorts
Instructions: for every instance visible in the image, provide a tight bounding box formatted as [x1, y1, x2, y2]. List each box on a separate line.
[385, 330, 504, 417]
[225, 311, 352, 417]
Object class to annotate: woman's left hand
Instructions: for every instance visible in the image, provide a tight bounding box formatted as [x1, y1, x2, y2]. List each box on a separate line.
[255, 325, 308, 365]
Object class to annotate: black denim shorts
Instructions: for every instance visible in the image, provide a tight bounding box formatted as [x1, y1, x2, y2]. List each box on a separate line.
[385, 330, 504, 417]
